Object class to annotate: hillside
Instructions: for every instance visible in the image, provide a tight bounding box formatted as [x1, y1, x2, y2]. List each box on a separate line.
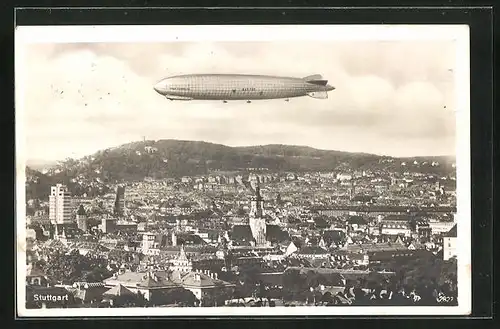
[60, 139, 389, 180]
[25, 167, 56, 200]
[24, 139, 456, 198]
[25, 165, 111, 200]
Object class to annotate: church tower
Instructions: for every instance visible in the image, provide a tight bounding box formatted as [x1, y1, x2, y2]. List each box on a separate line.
[76, 205, 88, 232]
[249, 184, 267, 246]
[249, 185, 264, 218]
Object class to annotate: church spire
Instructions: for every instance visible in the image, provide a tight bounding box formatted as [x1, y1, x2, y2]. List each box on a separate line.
[178, 244, 188, 260]
[249, 181, 264, 219]
[248, 179, 267, 246]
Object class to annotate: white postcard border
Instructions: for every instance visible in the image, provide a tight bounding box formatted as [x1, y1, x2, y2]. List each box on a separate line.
[15, 24, 471, 317]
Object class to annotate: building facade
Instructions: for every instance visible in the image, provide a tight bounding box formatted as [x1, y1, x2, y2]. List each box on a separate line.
[169, 246, 193, 272]
[48, 184, 73, 224]
[429, 220, 456, 235]
[443, 224, 457, 261]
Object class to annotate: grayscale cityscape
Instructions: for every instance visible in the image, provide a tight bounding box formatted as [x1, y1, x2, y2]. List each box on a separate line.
[24, 143, 458, 308]
[20, 39, 459, 309]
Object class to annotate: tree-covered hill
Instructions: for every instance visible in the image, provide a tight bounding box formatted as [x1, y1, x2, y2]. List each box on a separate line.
[25, 139, 456, 198]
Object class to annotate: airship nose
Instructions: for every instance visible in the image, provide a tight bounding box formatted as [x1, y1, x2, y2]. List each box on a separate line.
[326, 84, 335, 91]
[154, 80, 167, 94]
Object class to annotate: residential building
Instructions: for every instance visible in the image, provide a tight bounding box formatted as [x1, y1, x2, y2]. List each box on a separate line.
[368, 249, 435, 265]
[429, 220, 456, 235]
[103, 270, 178, 302]
[443, 224, 457, 260]
[296, 246, 330, 259]
[379, 216, 412, 236]
[171, 269, 235, 304]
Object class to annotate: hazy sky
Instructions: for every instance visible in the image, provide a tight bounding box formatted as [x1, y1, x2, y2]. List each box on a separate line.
[20, 40, 457, 161]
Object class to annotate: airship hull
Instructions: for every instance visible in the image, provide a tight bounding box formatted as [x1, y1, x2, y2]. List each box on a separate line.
[154, 74, 334, 101]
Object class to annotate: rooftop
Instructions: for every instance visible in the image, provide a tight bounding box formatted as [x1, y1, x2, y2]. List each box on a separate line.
[443, 224, 457, 237]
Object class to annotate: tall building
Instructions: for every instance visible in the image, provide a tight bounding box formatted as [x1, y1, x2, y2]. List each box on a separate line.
[249, 185, 267, 246]
[114, 185, 126, 217]
[76, 205, 88, 231]
[48, 184, 73, 224]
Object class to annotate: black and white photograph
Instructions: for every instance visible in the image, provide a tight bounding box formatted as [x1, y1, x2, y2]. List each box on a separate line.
[15, 25, 471, 316]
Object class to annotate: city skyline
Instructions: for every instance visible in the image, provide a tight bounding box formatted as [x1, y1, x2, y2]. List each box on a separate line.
[20, 39, 457, 161]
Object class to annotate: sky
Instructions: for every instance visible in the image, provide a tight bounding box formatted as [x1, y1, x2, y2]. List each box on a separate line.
[19, 39, 458, 161]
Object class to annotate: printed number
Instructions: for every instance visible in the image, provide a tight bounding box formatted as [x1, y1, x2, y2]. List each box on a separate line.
[242, 88, 256, 92]
[436, 294, 454, 303]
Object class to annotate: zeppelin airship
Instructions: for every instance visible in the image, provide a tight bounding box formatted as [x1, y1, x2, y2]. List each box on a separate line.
[153, 74, 335, 103]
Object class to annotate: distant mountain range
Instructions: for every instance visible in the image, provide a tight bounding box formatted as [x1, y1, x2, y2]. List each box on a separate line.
[24, 139, 455, 200]
[25, 159, 59, 171]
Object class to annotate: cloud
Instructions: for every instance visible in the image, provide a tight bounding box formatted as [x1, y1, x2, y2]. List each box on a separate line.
[20, 39, 457, 160]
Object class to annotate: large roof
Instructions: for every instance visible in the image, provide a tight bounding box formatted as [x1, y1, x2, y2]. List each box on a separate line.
[340, 242, 407, 253]
[298, 246, 329, 255]
[230, 224, 289, 243]
[175, 233, 206, 246]
[266, 225, 289, 242]
[103, 284, 135, 297]
[104, 270, 178, 289]
[443, 224, 457, 237]
[180, 271, 234, 289]
[347, 216, 367, 225]
[382, 214, 413, 222]
[231, 225, 253, 242]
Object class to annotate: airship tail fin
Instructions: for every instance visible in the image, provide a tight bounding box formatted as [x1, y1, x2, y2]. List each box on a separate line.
[303, 74, 328, 86]
[303, 74, 323, 81]
[307, 91, 328, 99]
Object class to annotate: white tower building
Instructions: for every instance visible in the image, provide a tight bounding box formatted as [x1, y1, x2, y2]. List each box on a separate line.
[48, 184, 73, 224]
